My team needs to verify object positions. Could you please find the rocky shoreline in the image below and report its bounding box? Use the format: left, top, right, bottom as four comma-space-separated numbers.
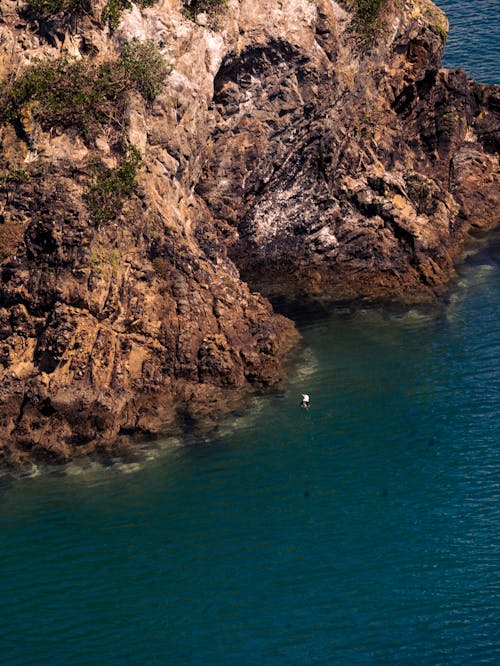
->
0, 0, 498, 468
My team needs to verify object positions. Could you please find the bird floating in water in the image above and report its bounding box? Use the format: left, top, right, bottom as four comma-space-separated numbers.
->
300, 393, 310, 409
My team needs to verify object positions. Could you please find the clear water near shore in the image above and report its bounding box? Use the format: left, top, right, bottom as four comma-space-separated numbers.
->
1, 4, 499, 664
1, 234, 499, 665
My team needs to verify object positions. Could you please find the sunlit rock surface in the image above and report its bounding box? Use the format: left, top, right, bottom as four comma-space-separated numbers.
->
0, 0, 498, 465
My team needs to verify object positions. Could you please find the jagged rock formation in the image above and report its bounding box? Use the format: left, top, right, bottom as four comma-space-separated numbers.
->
199, 0, 499, 302
0, 0, 498, 466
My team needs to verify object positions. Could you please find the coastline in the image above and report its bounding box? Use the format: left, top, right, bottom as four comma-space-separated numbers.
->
3, 225, 498, 480
0, 0, 498, 467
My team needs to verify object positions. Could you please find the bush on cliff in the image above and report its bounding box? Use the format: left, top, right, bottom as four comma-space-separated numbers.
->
25, 0, 90, 19
348, 0, 387, 43
25, 0, 157, 26
181, 0, 228, 21
101, 0, 158, 29
85, 144, 142, 225
0, 57, 128, 138
0, 40, 168, 138
120, 38, 170, 101
101, 0, 131, 28
434, 21, 448, 44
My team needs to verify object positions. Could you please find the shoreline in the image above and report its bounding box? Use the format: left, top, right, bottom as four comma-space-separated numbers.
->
3, 226, 498, 481
0, 0, 498, 465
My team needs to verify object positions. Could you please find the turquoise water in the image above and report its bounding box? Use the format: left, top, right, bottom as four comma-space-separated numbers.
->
1, 5, 499, 665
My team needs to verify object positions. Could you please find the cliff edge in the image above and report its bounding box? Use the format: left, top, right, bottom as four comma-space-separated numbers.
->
0, 0, 498, 466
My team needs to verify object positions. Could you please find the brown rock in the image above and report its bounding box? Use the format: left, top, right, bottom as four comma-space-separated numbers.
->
0, 0, 497, 467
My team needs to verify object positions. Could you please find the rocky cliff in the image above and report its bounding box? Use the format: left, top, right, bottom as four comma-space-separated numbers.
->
0, 0, 498, 467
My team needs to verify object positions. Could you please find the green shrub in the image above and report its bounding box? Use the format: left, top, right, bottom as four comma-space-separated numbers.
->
101, 0, 131, 28
85, 144, 142, 224
3, 169, 31, 183
434, 22, 447, 44
102, 0, 158, 29
181, 0, 228, 21
0, 57, 128, 137
120, 39, 170, 101
350, 0, 387, 43
26, 0, 157, 24
25, 0, 88, 18
355, 0, 385, 25
0, 41, 168, 137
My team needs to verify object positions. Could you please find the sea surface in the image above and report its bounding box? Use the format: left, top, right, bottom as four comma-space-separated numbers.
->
436, 0, 499, 83
1, 4, 499, 665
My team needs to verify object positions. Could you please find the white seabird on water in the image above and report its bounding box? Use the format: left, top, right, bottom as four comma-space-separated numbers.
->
300, 393, 310, 408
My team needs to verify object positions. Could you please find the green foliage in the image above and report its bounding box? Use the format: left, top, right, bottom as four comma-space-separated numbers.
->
4, 169, 31, 183
355, 0, 385, 25
434, 22, 447, 44
350, 0, 387, 43
120, 39, 170, 101
25, 0, 88, 18
181, 0, 228, 21
0, 40, 168, 137
0, 57, 128, 137
102, 0, 159, 29
26, 0, 157, 24
353, 112, 375, 138
108, 248, 121, 268
0, 162, 45, 186
101, 0, 131, 29
85, 144, 142, 225
89, 246, 121, 270
88, 248, 100, 267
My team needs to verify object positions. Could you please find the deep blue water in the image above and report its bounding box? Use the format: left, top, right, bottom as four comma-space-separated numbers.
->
436, 0, 500, 83
1, 4, 499, 665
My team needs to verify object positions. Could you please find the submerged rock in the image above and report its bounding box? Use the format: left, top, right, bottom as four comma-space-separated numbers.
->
0, 0, 498, 465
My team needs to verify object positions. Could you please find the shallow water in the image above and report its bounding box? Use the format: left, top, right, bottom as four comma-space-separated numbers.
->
1, 4, 499, 664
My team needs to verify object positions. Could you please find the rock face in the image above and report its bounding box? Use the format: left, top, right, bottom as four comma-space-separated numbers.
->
199, 0, 499, 302
0, 0, 498, 466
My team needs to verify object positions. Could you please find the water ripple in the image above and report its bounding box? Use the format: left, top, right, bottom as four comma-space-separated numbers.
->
1, 239, 499, 662
437, 0, 500, 83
